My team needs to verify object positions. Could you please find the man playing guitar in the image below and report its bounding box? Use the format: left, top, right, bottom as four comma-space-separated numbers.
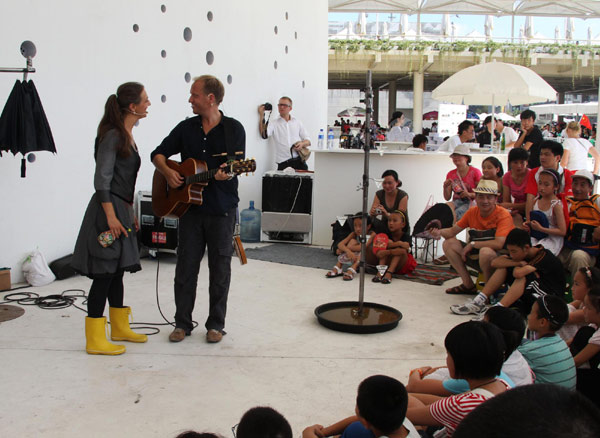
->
151, 75, 246, 344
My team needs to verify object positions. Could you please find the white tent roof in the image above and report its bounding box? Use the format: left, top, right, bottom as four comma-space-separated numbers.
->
329, 1, 600, 18
529, 102, 600, 115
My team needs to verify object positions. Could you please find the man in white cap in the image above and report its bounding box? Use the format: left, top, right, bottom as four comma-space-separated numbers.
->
431, 180, 515, 295
559, 169, 600, 277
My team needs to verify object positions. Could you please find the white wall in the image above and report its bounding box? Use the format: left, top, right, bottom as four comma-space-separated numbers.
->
0, 0, 328, 283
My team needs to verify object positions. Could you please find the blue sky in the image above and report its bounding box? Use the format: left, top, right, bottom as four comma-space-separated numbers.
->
329, 13, 600, 41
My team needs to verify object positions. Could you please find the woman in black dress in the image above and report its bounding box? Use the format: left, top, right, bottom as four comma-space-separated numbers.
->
72, 82, 150, 355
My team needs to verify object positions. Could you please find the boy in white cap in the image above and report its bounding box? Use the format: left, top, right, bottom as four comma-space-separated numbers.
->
431, 180, 515, 295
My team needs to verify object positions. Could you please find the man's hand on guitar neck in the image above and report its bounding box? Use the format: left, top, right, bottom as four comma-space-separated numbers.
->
215, 162, 233, 181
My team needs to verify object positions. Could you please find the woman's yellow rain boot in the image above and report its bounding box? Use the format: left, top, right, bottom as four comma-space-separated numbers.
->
109, 306, 148, 343
85, 316, 126, 355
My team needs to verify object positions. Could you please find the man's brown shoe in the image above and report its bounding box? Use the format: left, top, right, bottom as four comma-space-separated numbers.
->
169, 328, 187, 342
206, 329, 223, 343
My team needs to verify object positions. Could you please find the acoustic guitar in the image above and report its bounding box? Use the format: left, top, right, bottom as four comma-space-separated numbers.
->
152, 158, 256, 218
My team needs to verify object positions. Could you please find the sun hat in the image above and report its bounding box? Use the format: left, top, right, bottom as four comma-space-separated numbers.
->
450, 144, 471, 157
473, 179, 499, 195
572, 169, 595, 185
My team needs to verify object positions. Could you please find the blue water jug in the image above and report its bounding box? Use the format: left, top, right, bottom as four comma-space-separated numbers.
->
240, 200, 261, 243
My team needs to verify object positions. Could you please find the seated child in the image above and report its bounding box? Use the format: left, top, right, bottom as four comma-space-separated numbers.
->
406, 321, 510, 437
327, 214, 375, 281
558, 266, 600, 341
442, 144, 482, 222
524, 169, 566, 256
559, 170, 600, 278
518, 295, 576, 389
451, 228, 565, 317
499, 148, 530, 227
407, 306, 532, 396
237, 406, 292, 438
481, 156, 504, 201
570, 285, 600, 405
371, 210, 415, 284
302, 375, 419, 438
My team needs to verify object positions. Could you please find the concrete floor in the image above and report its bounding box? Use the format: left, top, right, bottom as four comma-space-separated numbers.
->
1, 247, 471, 437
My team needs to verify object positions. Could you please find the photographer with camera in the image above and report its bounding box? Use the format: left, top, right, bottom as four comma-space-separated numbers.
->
258, 96, 311, 170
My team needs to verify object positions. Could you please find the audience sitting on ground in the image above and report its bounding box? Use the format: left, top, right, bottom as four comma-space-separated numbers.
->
369, 169, 409, 234
453, 384, 600, 438
405, 321, 510, 437
523, 168, 566, 256
406, 306, 532, 397
518, 295, 576, 389
326, 213, 375, 281
477, 116, 500, 148
441, 144, 482, 225
500, 148, 530, 227
438, 121, 475, 153
570, 285, 600, 405
481, 156, 504, 201
513, 109, 544, 168
524, 140, 574, 220
558, 266, 600, 341
407, 134, 427, 152
559, 169, 600, 279
236, 406, 292, 438
451, 228, 565, 318
302, 375, 419, 438
431, 180, 514, 295
371, 210, 416, 284
495, 119, 519, 148
562, 121, 600, 173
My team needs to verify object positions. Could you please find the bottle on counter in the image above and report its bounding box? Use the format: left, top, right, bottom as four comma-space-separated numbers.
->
240, 200, 261, 243
317, 129, 324, 149
500, 132, 506, 151
327, 128, 334, 150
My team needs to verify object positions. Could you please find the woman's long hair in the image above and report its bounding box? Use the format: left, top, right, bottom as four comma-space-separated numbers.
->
97, 82, 144, 157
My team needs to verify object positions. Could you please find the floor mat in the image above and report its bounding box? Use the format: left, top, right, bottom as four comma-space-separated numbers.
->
393, 264, 459, 285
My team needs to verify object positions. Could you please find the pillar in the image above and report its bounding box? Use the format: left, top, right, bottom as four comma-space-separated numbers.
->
388, 80, 397, 124
413, 71, 424, 134
373, 87, 380, 126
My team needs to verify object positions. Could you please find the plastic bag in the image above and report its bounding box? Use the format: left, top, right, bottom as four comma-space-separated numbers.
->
22, 248, 55, 286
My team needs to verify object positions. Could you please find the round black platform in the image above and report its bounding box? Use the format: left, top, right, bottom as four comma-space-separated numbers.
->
314, 301, 402, 334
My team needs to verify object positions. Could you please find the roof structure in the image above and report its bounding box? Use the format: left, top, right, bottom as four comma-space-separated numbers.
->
329, 0, 600, 19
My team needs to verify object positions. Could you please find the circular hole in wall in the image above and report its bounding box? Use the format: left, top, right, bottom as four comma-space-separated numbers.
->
184, 72, 191, 83
183, 27, 192, 42
295, 31, 298, 40
206, 51, 214, 65
161, 95, 167, 103
161, 50, 167, 58
227, 75, 233, 84
161, 4, 166, 13
133, 24, 139, 32
285, 45, 288, 54
207, 11, 213, 21
285, 12, 289, 20
274, 26, 278, 35
274, 60, 278, 70
302, 80, 306, 88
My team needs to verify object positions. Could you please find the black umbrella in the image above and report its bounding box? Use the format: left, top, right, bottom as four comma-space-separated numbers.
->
0, 79, 56, 177
412, 203, 454, 237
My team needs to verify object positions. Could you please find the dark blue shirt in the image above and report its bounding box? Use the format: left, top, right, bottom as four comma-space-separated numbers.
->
151, 113, 246, 215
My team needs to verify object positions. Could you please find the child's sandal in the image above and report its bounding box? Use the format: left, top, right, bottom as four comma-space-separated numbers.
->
343, 267, 357, 281
326, 266, 343, 278
381, 272, 393, 284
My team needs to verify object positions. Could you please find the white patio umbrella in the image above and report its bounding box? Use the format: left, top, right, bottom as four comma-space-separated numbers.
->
566, 17, 575, 41
432, 61, 557, 140
525, 16, 534, 39
337, 106, 366, 117
484, 15, 494, 40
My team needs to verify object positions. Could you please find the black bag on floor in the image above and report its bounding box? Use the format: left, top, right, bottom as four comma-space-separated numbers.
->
49, 254, 78, 280
331, 217, 352, 255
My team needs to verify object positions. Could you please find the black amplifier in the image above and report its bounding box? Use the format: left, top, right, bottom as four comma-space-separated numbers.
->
137, 191, 178, 252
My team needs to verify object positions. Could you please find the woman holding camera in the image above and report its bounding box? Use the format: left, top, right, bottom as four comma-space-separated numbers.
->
72, 82, 150, 355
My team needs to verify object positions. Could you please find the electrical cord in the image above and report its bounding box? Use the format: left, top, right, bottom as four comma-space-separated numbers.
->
272, 175, 304, 238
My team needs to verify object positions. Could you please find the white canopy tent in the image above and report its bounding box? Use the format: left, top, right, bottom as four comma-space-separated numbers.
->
529, 102, 599, 115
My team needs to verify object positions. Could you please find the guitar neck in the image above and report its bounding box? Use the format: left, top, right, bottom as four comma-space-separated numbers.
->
186, 168, 221, 185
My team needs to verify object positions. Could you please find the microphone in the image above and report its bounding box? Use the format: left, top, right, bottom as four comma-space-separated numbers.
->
126, 109, 147, 116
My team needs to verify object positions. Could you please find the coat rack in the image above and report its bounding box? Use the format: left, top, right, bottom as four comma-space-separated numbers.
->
0, 41, 37, 80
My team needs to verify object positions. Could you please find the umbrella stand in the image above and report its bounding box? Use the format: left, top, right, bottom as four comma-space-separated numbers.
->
315, 71, 402, 334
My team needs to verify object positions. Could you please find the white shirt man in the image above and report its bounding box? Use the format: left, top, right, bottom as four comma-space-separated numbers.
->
258, 97, 311, 167
495, 120, 519, 147
438, 120, 475, 153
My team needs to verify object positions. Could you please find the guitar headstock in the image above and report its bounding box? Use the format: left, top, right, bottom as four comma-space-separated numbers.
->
230, 159, 257, 176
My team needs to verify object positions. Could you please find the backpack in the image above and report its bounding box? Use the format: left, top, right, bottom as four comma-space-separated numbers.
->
330, 217, 352, 255
565, 194, 600, 255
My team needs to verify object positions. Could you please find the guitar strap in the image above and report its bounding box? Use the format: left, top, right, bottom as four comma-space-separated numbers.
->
221, 115, 244, 161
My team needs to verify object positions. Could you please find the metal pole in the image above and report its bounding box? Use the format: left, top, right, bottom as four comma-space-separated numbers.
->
358, 70, 373, 314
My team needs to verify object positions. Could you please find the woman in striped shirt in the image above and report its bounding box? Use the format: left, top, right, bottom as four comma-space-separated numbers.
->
406, 321, 510, 437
